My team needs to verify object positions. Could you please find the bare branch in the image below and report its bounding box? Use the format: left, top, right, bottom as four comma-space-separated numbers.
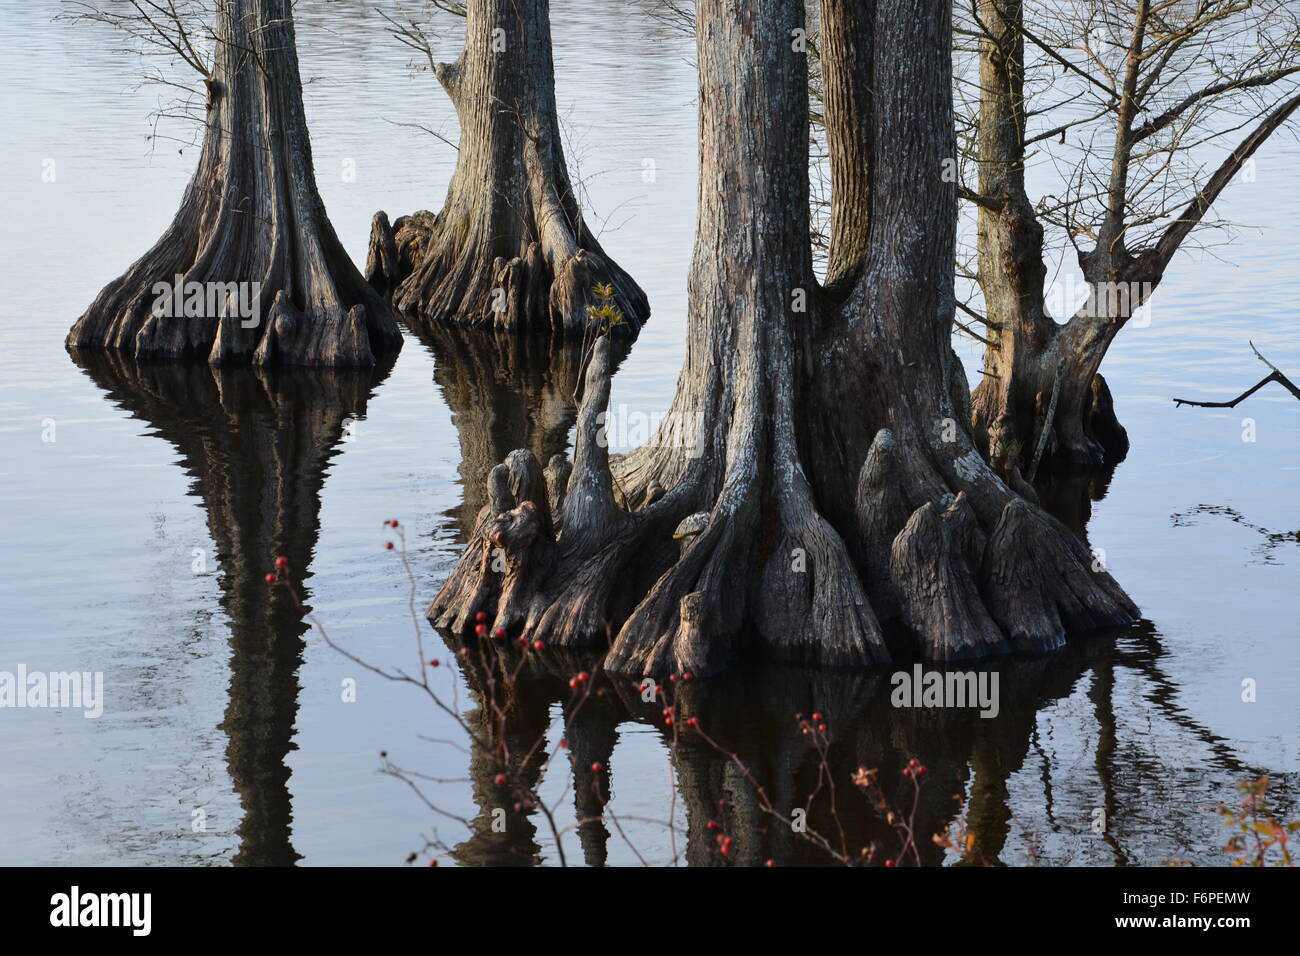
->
1153, 90, 1300, 270
1173, 342, 1300, 406
1131, 66, 1300, 142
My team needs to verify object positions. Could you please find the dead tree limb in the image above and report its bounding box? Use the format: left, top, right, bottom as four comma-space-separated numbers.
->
1173, 342, 1300, 408
1027, 356, 1064, 482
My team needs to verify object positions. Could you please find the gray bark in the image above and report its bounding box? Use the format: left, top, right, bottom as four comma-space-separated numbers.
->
367, 0, 649, 339
66, 0, 402, 367
820, 0, 873, 292
427, 0, 1137, 677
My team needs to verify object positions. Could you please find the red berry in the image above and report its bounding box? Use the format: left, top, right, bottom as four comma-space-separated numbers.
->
475, 611, 486, 622
577, 671, 590, 684
275, 556, 288, 568
812, 712, 823, 722
494, 773, 506, 786
683, 672, 693, 681
264, 573, 276, 584
390, 519, 399, 528
665, 717, 674, 727
429, 659, 440, 667
384, 541, 394, 550
495, 627, 506, 638
559, 739, 568, 749
686, 717, 699, 727
903, 767, 911, 777
569, 678, 578, 689
885, 859, 895, 867
459, 648, 470, 657
765, 859, 776, 867
533, 640, 545, 652
818, 724, 827, 734
706, 821, 718, 831
591, 762, 603, 773
917, 765, 926, 775
908, 758, 919, 768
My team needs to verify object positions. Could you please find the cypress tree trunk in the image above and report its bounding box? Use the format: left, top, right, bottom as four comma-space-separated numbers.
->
963, 0, 1129, 469
367, 0, 649, 339
66, 0, 402, 367
427, 0, 1137, 677
973, 278, 1136, 470
819, 0, 873, 293
963, 0, 1134, 469
964, 0, 1073, 471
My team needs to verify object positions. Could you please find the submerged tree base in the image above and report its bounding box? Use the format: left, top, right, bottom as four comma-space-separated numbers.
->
65, 0, 402, 369
365, 0, 648, 340
428, 338, 1138, 679
367, 207, 647, 340
427, 0, 1137, 678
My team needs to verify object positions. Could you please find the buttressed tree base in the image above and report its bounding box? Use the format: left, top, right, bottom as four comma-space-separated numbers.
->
366, 0, 649, 340
67, 0, 402, 368
428, 0, 1138, 678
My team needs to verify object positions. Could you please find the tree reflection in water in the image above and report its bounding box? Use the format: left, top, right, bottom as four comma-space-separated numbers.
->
67, 327, 1295, 866
72, 347, 395, 866
402, 325, 1294, 867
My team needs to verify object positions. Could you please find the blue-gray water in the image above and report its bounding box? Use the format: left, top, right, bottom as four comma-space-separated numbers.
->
0, 0, 1296, 865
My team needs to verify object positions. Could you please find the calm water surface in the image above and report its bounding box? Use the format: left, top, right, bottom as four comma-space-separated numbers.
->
0, 0, 1296, 865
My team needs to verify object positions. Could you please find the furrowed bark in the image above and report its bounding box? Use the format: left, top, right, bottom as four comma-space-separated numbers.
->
426, 0, 1138, 677
966, 0, 1068, 466
66, 0, 401, 368
367, 0, 648, 339
820, 0, 873, 292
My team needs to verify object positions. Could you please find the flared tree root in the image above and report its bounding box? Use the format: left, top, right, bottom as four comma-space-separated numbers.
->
66, 0, 401, 368
429, 337, 1139, 678
363, 0, 648, 339
366, 207, 648, 340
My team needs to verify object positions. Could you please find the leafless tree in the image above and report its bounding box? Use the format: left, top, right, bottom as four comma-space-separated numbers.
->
957, 0, 1300, 469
